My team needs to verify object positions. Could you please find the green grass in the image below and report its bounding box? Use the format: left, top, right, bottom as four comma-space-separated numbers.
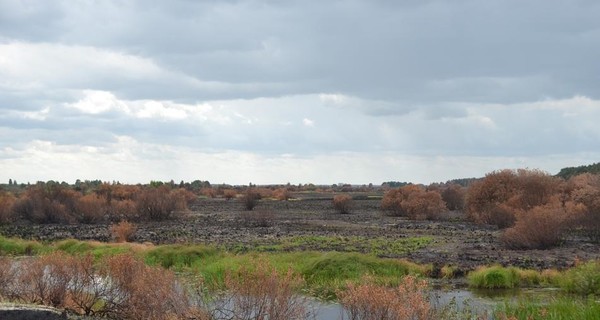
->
468, 265, 520, 289
230, 235, 433, 256
468, 265, 563, 289
496, 297, 600, 320
559, 260, 600, 295
0, 235, 49, 255
144, 244, 220, 269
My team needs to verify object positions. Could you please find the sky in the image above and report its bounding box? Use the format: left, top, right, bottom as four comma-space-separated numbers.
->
1, 0, 599, 185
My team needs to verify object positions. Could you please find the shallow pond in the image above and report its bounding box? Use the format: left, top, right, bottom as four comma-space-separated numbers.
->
311, 285, 567, 320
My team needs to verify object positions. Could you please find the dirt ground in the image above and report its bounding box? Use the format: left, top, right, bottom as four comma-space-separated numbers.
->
2, 196, 599, 273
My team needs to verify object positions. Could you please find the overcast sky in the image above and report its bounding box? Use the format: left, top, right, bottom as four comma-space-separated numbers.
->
1, 0, 599, 185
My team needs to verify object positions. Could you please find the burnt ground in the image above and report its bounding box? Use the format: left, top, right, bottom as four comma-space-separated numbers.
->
1, 196, 599, 273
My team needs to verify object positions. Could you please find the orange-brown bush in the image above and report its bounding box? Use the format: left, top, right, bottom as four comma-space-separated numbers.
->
11, 184, 80, 224
110, 221, 137, 243
501, 200, 584, 249
216, 260, 310, 320
0, 191, 16, 224
74, 194, 106, 223
441, 184, 465, 211
8, 252, 74, 308
100, 254, 194, 320
0, 253, 206, 319
466, 169, 561, 228
273, 187, 291, 201
135, 186, 189, 221
382, 185, 447, 220
200, 187, 217, 198
563, 173, 600, 242
338, 275, 431, 320
223, 188, 238, 200
108, 199, 138, 222
333, 194, 353, 214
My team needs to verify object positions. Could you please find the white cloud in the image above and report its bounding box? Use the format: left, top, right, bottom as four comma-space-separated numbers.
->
302, 118, 315, 127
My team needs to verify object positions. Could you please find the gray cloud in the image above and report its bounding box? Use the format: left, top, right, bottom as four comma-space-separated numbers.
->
1, 0, 599, 183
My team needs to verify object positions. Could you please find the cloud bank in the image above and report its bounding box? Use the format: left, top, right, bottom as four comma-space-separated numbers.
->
1, 0, 599, 184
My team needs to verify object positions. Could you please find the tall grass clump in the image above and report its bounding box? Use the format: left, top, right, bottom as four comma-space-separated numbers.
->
0, 236, 46, 255
468, 265, 520, 289
145, 244, 220, 269
559, 260, 600, 295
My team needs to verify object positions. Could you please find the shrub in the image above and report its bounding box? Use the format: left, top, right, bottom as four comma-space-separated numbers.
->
240, 210, 275, 227
110, 221, 137, 243
215, 260, 309, 320
501, 200, 580, 249
10, 252, 75, 308
465, 169, 561, 228
274, 187, 291, 201
441, 184, 465, 211
333, 194, 353, 214
0, 191, 16, 224
241, 189, 261, 211
338, 275, 431, 320
108, 199, 138, 222
135, 186, 188, 221
382, 185, 447, 220
74, 194, 106, 223
12, 184, 78, 224
565, 173, 600, 242
101, 254, 194, 320
223, 189, 238, 200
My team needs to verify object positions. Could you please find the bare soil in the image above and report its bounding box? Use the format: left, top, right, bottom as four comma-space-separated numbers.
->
2, 196, 599, 273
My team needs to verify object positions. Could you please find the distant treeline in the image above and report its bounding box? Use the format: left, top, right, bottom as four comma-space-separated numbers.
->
556, 162, 600, 179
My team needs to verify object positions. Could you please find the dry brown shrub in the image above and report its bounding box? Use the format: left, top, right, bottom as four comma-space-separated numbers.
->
110, 221, 137, 243
240, 210, 275, 227
441, 184, 465, 211
338, 275, 431, 320
216, 260, 310, 320
501, 199, 584, 249
200, 187, 217, 198
101, 254, 194, 320
0, 257, 17, 299
382, 185, 447, 220
333, 194, 353, 214
135, 186, 189, 221
466, 169, 561, 228
223, 189, 238, 200
12, 252, 74, 308
0, 253, 208, 319
108, 199, 138, 222
274, 187, 291, 201
404, 191, 447, 220
74, 194, 106, 223
12, 184, 78, 224
66, 253, 112, 316
561, 173, 600, 242
0, 191, 16, 224
241, 189, 261, 211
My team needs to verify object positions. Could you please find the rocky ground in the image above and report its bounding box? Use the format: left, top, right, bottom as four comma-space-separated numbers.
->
2, 196, 599, 273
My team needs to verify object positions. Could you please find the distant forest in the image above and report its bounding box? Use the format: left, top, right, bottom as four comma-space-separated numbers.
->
556, 162, 600, 179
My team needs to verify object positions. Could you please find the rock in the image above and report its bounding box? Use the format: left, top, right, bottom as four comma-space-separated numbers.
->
0, 304, 66, 320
